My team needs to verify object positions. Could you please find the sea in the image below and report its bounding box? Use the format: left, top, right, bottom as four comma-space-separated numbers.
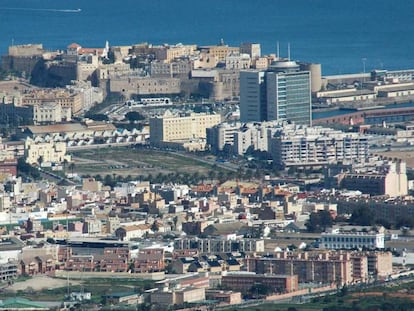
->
1, 0, 414, 75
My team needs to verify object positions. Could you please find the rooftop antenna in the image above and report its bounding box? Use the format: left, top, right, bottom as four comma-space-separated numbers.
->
11, 38, 14, 46
288, 42, 291, 61
276, 41, 280, 58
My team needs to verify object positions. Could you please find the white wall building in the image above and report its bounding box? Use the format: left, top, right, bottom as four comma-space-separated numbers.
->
33, 102, 71, 124
24, 137, 71, 165
320, 228, 385, 250
225, 52, 251, 70
270, 124, 370, 167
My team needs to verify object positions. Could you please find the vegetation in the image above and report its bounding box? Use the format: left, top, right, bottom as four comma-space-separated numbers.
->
125, 111, 145, 122
69, 146, 244, 185
1, 277, 155, 305
305, 210, 333, 233
17, 158, 40, 180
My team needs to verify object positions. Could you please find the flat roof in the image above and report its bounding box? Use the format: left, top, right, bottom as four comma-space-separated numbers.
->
26, 122, 116, 135
26, 123, 86, 135
322, 90, 376, 98
378, 85, 414, 92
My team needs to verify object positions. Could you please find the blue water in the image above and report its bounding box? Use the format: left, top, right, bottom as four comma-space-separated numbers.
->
1, 0, 414, 75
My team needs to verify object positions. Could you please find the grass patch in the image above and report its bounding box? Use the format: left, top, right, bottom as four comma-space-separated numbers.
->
69, 146, 232, 178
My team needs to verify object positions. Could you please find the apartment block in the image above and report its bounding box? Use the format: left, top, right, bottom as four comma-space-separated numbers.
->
222, 273, 298, 294
248, 250, 392, 285
270, 124, 370, 167
173, 237, 265, 253
134, 248, 165, 273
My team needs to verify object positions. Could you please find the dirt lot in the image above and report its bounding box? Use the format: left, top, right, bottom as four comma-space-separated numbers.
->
8, 275, 80, 292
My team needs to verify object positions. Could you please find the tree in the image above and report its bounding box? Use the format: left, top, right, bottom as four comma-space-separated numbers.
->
125, 111, 145, 123
37, 155, 44, 167
306, 210, 333, 233
207, 170, 216, 183
249, 283, 271, 297
85, 113, 108, 121
68, 162, 75, 176
350, 207, 374, 226
63, 159, 68, 171
151, 221, 159, 232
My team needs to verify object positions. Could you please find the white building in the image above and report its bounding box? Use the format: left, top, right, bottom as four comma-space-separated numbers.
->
270, 124, 370, 167
233, 123, 269, 155
24, 137, 71, 165
225, 52, 251, 70
33, 102, 71, 124
206, 121, 242, 153
66, 81, 104, 112
320, 227, 385, 250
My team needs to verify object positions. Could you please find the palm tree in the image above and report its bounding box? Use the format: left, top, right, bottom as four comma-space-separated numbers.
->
63, 159, 68, 171
207, 170, 216, 183
37, 155, 44, 168
68, 162, 75, 176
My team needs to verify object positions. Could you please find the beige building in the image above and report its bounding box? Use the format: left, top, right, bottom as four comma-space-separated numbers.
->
150, 59, 192, 78
154, 44, 197, 62
97, 62, 133, 80
316, 88, 377, 105
198, 44, 239, 62
338, 159, 408, 197
248, 250, 392, 285
33, 102, 71, 124
8, 44, 44, 57
25, 137, 71, 165
76, 55, 99, 81
149, 111, 221, 147
193, 51, 219, 69
150, 287, 205, 306
225, 52, 251, 70
240, 42, 261, 58
82, 178, 103, 192
22, 89, 82, 115
110, 76, 181, 98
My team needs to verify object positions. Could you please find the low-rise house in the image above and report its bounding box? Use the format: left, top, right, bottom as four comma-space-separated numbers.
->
222, 273, 298, 294
115, 224, 152, 241
104, 292, 143, 305
205, 290, 242, 305
171, 257, 197, 274
133, 248, 165, 273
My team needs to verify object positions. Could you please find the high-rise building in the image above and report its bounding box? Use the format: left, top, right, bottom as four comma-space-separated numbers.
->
240, 59, 312, 126
239, 70, 266, 122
